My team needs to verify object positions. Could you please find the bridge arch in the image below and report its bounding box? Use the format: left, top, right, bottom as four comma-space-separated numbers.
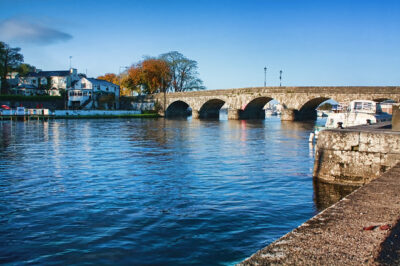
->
297, 97, 337, 120
198, 99, 226, 119
240, 97, 275, 119
166, 100, 191, 118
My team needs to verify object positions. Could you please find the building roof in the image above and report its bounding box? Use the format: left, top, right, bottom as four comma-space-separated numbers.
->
26, 70, 71, 78
18, 84, 41, 90
87, 78, 119, 87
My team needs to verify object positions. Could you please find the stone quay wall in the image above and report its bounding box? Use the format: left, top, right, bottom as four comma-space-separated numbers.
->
313, 122, 400, 185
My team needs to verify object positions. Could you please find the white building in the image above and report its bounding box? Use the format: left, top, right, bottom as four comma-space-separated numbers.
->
68, 77, 120, 109
18, 68, 80, 96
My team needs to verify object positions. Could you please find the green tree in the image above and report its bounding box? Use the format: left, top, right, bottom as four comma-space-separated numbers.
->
160, 51, 205, 92
0, 42, 24, 94
17, 63, 36, 76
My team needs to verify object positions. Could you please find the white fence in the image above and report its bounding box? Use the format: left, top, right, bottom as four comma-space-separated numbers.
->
1, 108, 49, 116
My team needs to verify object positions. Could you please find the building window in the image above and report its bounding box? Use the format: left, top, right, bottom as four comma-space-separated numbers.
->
81, 83, 86, 88
106, 87, 109, 91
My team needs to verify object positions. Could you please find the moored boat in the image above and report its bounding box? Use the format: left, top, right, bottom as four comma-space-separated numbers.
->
309, 100, 392, 142
324, 100, 391, 129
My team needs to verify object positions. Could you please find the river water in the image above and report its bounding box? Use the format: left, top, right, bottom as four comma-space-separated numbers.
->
0, 116, 347, 265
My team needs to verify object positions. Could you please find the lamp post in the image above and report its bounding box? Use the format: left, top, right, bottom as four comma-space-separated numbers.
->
279, 70, 283, 87
264, 67, 267, 87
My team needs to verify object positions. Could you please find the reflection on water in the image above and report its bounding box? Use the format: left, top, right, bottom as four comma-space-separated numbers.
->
0, 117, 349, 265
313, 179, 360, 211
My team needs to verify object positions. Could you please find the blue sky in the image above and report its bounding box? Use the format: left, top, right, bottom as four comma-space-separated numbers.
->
0, 0, 399, 89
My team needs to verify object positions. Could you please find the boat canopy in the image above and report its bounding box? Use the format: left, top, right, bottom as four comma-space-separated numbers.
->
347, 100, 381, 114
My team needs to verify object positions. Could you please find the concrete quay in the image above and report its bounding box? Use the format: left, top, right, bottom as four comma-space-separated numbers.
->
239, 163, 400, 265
313, 122, 400, 185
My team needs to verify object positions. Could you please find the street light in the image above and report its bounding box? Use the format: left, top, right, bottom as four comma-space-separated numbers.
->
264, 67, 267, 87
279, 70, 283, 87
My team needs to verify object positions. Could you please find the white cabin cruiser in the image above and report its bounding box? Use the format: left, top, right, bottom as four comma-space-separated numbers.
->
325, 100, 392, 129
309, 100, 392, 142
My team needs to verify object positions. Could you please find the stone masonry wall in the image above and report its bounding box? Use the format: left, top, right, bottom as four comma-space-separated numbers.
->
313, 123, 400, 185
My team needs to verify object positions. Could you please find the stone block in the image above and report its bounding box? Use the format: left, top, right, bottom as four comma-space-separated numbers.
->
359, 132, 400, 153
380, 153, 400, 169
317, 131, 360, 151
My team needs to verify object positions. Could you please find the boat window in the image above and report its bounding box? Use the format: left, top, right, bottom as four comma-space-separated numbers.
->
362, 102, 373, 111
354, 102, 363, 110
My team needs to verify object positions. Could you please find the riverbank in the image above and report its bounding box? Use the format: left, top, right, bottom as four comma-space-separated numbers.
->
239, 163, 400, 265
0, 110, 161, 120
53, 113, 160, 119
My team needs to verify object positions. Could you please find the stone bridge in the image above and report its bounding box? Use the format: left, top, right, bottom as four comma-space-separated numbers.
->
149, 86, 400, 120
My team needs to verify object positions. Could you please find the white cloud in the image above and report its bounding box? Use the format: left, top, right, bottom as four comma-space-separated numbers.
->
0, 18, 72, 45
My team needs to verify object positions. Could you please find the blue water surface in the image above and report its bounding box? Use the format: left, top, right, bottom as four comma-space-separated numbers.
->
0, 117, 322, 265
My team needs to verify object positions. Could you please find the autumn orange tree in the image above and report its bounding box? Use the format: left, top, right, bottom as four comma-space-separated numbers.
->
97, 73, 135, 96
121, 59, 171, 95
97, 51, 203, 96
121, 64, 142, 94
97, 73, 119, 84
141, 58, 171, 94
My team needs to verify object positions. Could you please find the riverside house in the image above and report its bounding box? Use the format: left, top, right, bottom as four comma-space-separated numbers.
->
18, 68, 80, 96
68, 77, 120, 109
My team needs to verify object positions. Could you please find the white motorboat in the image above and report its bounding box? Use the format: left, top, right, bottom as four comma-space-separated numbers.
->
309, 100, 392, 142
325, 100, 391, 129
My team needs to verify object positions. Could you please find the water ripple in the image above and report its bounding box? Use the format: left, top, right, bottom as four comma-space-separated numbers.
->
0, 117, 321, 265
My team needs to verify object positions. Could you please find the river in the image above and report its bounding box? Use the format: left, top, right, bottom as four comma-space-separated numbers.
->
0, 116, 351, 265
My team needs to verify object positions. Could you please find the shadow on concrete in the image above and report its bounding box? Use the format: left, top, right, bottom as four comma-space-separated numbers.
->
376, 217, 400, 265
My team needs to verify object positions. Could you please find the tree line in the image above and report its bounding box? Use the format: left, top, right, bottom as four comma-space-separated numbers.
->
0, 41, 206, 96
97, 51, 205, 96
